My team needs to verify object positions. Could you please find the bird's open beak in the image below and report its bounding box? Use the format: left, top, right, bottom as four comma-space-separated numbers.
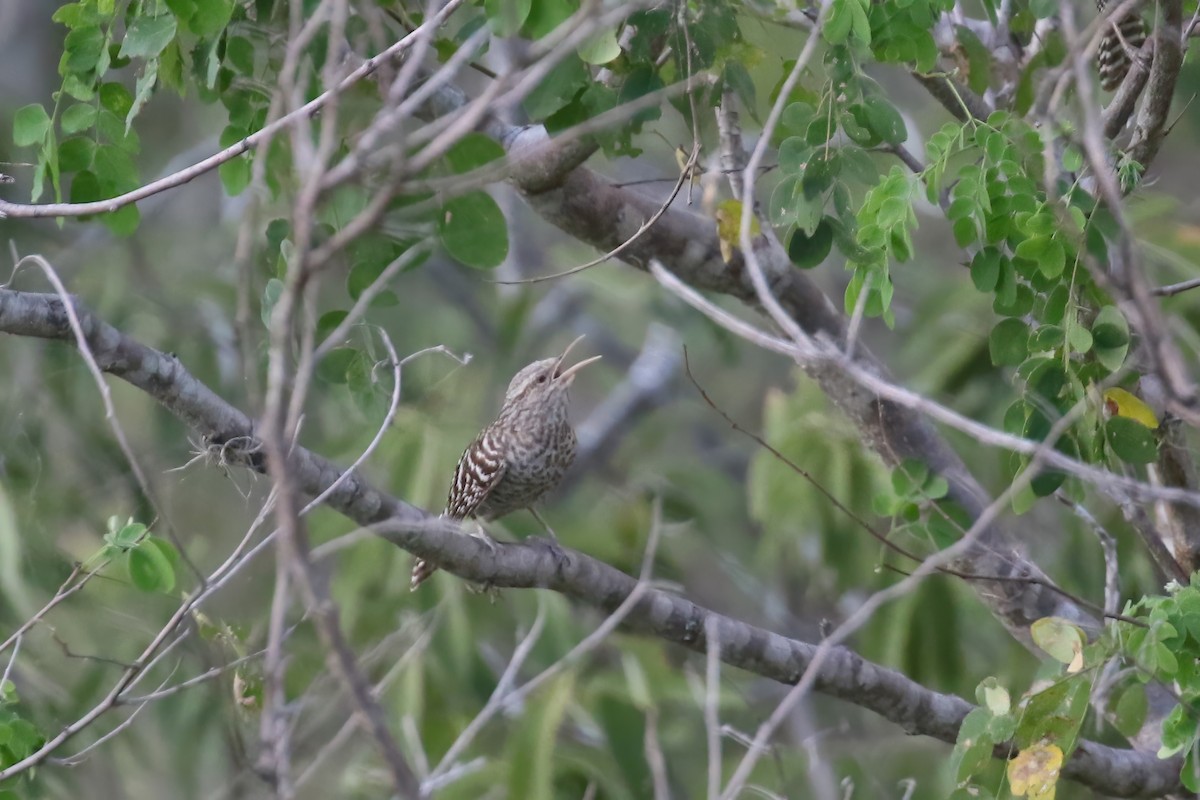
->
554, 334, 602, 384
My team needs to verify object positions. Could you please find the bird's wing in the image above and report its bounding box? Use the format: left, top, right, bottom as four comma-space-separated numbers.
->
444, 432, 507, 519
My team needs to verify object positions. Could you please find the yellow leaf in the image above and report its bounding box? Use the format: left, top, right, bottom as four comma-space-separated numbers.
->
719, 238, 734, 265
1030, 617, 1085, 666
1008, 742, 1063, 800
1103, 387, 1159, 430
715, 198, 761, 256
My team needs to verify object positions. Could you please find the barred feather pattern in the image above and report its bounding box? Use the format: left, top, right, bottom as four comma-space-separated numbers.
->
411, 357, 579, 590
1096, 0, 1148, 91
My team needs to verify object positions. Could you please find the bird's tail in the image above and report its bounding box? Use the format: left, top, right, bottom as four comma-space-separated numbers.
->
412, 510, 451, 591
410, 557, 437, 591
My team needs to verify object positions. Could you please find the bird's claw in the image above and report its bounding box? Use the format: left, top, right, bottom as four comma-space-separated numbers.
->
529, 535, 573, 573
465, 581, 501, 602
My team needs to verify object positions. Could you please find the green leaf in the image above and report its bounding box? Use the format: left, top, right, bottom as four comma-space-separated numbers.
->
1067, 323, 1093, 354
596, 696, 650, 795
522, 57, 588, 121
787, 218, 834, 269
970, 248, 1001, 292
1093, 305, 1130, 373
842, 105, 879, 147
101, 204, 140, 236
577, 26, 621, 64
100, 82, 134, 117
824, 0, 855, 44
145, 535, 180, 572
722, 62, 757, 119
94, 144, 138, 193
988, 318, 1029, 366
12, 104, 51, 147
506, 674, 574, 800
60, 103, 97, 134
58, 137, 96, 172
119, 14, 177, 59
1092, 305, 1130, 348
777, 137, 811, 176
128, 542, 174, 593
438, 191, 509, 269
1159, 703, 1200, 758
224, 35, 255, 73
126, 59, 159, 131
1111, 682, 1147, 739
316, 310, 348, 343
261, 278, 284, 327
1015, 235, 1064, 279
523, 0, 577, 39
782, 102, 815, 134
317, 348, 356, 384
952, 707, 995, 783
891, 459, 928, 497
861, 96, 907, 146
69, 169, 102, 204
190, 0, 234, 38
1031, 0, 1056, 18
616, 65, 664, 127
1106, 416, 1158, 464
485, 0, 532, 37
955, 25, 992, 94
54, 3, 101, 28
976, 677, 1011, 715
64, 25, 106, 74
347, 242, 399, 299
114, 522, 147, 548
219, 155, 251, 196
445, 132, 505, 174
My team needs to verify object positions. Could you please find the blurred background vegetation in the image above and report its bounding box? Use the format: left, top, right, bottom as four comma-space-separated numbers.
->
2, 0, 1200, 798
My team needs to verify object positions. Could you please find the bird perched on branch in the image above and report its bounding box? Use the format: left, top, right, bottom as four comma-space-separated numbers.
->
1096, 0, 1149, 91
411, 336, 601, 590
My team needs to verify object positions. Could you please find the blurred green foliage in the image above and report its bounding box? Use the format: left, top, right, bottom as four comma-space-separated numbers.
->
1, 0, 1199, 797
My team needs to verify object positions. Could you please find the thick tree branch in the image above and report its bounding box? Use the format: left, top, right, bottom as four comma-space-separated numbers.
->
1127, 0, 1184, 169
0, 288, 1182, 797
492, 123, 1097, 649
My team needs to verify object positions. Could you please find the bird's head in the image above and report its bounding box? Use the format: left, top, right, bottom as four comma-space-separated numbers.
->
502, 335, 601, 409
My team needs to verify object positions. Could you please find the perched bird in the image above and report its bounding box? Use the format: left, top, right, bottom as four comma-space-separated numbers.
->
1096, 0, 1148, 92
411, 336, 601, 590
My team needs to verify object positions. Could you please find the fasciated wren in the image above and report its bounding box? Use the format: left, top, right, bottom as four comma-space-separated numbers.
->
411, 335, 601, 590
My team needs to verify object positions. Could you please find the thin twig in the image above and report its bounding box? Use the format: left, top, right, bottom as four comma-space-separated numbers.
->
489, 142, 700, 285
705, 616, 723, 800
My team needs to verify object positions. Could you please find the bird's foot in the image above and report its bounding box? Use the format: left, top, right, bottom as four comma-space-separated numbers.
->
466, 525, 500, 599
529, 535, 573, 574
465, 581, 501, 602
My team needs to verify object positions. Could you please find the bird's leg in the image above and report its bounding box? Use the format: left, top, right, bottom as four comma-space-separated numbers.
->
529, 507, 559, 540
528, 508, 571, 573
465, 519, 502, 601
468, 519, 500, 553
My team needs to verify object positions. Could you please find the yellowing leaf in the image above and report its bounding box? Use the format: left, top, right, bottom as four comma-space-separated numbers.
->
715, 199, 762, 263
983, 683, 1010, 715
1103, 387, 1159, 430
1030, 617, 1085, 667
1007, 742, 1063, 800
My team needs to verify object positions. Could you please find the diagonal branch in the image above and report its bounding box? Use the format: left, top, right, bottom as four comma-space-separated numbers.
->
494, 121, 1097, 648
1127, 0, 1184, 170
0, 290, 1182, 797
